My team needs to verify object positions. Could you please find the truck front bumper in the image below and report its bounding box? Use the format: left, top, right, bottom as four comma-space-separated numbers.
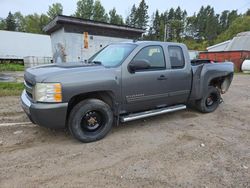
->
21, 91, 68, 129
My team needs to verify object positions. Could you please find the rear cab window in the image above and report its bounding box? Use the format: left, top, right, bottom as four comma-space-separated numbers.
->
168, 46, 185, 69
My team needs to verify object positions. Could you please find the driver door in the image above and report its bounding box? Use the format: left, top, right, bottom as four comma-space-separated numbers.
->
121, 45, 170, 113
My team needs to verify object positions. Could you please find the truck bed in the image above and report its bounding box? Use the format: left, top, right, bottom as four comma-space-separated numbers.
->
189, 62, 234, 101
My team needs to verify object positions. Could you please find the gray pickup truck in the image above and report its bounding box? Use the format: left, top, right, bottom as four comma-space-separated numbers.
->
21, 41, 234, 142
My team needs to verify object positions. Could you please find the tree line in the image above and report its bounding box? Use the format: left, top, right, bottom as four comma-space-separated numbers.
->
1, 0, 250, 50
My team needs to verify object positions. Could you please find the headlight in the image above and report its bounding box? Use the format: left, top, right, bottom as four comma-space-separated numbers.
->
34, 83, 62, 103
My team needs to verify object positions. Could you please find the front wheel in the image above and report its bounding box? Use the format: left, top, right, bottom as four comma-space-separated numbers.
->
196, 86, 221, 113
68, 99, 113, 143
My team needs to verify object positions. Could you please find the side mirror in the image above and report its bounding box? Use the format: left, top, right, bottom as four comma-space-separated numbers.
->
128, 59, 150, 73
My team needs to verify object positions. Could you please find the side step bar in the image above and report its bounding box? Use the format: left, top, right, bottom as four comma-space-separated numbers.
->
120, 104, 186, 123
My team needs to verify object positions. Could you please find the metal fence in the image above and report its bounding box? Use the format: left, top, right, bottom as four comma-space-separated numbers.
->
24, 56, 52, 69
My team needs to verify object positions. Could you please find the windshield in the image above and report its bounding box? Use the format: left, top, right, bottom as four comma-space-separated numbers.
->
89, 44, 137, 67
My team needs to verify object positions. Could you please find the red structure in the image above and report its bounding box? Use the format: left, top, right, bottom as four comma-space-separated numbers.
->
199, 51, 250, 71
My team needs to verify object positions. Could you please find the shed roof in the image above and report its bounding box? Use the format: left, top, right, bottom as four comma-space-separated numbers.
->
207, 31, 250, 52
207, 40, 231, 52
44, 15, 145, 35
225, 31, 250, 51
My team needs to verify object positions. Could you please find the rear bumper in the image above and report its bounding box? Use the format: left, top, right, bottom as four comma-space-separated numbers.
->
21, 90, 68, 129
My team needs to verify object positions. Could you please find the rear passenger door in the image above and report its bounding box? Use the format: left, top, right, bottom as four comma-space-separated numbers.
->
166, 45, 192, 106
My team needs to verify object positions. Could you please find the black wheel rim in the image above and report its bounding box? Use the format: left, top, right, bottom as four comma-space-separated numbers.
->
80, 110, 105, 132
206, 93, 218, 107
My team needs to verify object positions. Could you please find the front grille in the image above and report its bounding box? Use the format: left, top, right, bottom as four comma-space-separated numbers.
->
24, 80, 34, 99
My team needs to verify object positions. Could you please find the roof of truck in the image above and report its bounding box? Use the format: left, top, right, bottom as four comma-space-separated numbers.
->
117, 40, 186, 47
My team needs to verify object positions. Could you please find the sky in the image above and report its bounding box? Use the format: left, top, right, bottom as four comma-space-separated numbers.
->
0, 0, 250, 19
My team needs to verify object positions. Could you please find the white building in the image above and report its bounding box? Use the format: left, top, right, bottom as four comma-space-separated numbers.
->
44, 15, 145, 63
0, 30, 52, 61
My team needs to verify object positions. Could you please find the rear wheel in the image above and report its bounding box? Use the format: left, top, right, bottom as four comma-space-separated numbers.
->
196, 86, 221, 113
68, 99, 113, 143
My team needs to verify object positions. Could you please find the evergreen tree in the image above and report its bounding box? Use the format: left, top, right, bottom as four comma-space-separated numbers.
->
136, 0, 149, 29
227, 10, 238, 27
204, 7, 219, 44
14, 12, 25, 32
152, 10, 160, 39
40, 14, 50, 33
125, 16, 130, 25
109, 8, 124, 25
5, 12, 16, 31
219, 10, 229, 32
128, 4, 138, 27
75, 0, 94, 19
47, 3, 63, 20
93, 0, 107, 22
185, 14, 198, 39
0, 18, 6, 30
246, 9, 250, 16
167, 8, 175, 40
24, 14, 43, 34
216, 15, 250, 43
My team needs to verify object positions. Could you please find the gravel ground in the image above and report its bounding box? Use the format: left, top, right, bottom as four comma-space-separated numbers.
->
0, 75, 249, 188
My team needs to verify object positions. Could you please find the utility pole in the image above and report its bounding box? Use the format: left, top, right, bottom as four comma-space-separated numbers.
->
164, 24, 167, 42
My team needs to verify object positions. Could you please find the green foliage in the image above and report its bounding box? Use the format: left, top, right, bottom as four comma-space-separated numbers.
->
40, 14, 50, 31
93, 0, 107, 22
0, 63, 24, 71
126, 4, 137, 27
182, 38, 207, 50
216, 15, 250, 43
75, 0, 94, 19
126, 0, 149, 29
14, 12, 25, 32
5, 12, 16, 31
0, 83, 24, 97
24, 14, 44, 34
246, 9, 250, 16
136, 0, 149, 29
1, 1, 250, 52
0, 18, 6, 30
144, 5, 246, 50
47, 3, 63, 20
145, 7, 187, 42
109, 8, 123, 25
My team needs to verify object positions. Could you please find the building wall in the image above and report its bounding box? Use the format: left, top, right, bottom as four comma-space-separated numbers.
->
199, 51, 250, 71
50, 28, 66, 63
51, 29, 132, 63
0, 30, 52, 60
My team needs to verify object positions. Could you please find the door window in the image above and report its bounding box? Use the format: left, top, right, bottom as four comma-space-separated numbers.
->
168, 46, 185, 69
132, 46, 166, 70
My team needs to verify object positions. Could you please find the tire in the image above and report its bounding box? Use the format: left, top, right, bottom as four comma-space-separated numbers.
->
196, 86, 221, 113
68, 99, 113, 143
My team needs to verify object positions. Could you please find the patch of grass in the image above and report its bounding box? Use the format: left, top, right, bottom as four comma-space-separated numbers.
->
0, 63, 24, 71
0, 82, 24, 97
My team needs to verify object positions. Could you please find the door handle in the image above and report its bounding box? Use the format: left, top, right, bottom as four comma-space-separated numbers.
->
157, 75, 168, 81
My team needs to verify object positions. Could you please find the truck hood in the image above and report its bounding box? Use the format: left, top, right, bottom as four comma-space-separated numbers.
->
24, 62, 104, 84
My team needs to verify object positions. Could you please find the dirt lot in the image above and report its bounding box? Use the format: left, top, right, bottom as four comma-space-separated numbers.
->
0, 75, 249, 188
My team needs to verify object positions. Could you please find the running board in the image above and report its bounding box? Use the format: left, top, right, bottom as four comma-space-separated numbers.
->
120, 104, 186, 123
